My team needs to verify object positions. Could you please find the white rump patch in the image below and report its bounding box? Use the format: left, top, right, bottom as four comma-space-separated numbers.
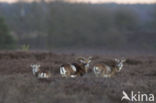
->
70, 75, 77, 78
38, 73, 43, 78
93, 66, 100, 74
43, 73, 47, 78
38, 73, 49, 79
103, 74, 110, 78
60, 67, 66, 75
71, 65, 77, 72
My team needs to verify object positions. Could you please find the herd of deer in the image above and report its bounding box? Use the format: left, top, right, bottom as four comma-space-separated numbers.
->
30, 56, 126, 79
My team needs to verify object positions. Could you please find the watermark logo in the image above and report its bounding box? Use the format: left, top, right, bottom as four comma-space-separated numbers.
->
121, 91, 131, 101
121, 91, 155, 102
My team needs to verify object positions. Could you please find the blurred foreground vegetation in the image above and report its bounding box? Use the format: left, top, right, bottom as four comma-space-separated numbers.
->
0, 1, 156, 50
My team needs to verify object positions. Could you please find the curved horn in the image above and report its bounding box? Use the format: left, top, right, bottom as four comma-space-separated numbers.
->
88, 56, 92, 60
115, 58, 120, 62
76, 57, 85, 61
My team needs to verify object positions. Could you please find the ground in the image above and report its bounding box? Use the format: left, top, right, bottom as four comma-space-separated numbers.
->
0, 51, 155, 103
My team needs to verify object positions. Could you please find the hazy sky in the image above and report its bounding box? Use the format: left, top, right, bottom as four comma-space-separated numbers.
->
0, 0, 156, 4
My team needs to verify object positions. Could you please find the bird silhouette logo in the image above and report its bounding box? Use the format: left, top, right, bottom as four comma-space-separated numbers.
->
121, 91, 131, 101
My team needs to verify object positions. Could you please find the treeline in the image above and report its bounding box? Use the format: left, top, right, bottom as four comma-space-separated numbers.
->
0, 1, 156, 50
0, 17, 16, 49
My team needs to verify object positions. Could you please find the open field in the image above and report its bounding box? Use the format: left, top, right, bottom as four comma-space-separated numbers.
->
0, 51, 156, 103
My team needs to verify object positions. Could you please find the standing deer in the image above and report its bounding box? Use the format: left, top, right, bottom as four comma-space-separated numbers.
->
30, 64, 51, 79
93, 57, 126, 78
60, 56, 92, 78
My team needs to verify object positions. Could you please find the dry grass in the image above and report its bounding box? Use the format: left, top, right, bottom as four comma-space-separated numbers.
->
0, 51, 156, 103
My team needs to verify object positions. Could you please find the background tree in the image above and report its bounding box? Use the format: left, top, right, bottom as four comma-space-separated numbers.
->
0, 2, 155, 50
114, 8, 139, 31
0, 17, 16, 49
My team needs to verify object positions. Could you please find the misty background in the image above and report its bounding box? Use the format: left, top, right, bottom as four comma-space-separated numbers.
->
0, 0, 156, 51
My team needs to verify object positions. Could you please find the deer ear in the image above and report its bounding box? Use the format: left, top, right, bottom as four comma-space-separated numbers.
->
30, 64, 33, 67
88, 56, 92, 60
115, 58, 120, 62
76, 57, 85, 61
80, 59, 86, 64
121, 57, 126, 62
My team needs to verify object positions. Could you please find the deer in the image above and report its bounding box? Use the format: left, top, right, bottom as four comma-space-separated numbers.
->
30, 64, 51, 79
60, 56, 92, 78
93, 57, 126, 78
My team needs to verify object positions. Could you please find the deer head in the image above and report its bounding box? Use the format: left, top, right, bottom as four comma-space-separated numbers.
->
30, 64, 40, 75
115, 57, 126, 72
77, 56, 92, 72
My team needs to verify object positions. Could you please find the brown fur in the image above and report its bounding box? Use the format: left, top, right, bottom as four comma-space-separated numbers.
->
33, 68, 51, 79
98, 60, 117, 68
72, 63, 86, 76
94, 61, 119, 77
60, 56, 92, 77
60, 64, 77, 77
60, 63, 87, 77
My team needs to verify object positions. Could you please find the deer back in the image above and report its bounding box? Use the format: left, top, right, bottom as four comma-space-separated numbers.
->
61, 64, 77, 75
72, 63, 86, 76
